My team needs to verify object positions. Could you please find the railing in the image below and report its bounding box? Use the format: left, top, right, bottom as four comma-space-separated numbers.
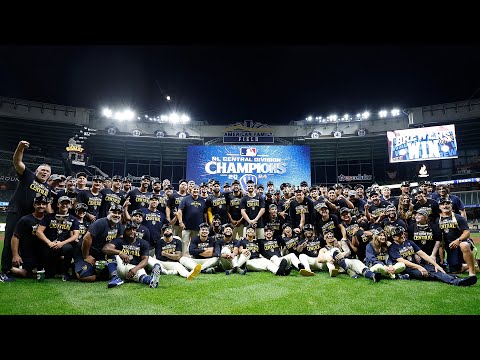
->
451, 190, 480, 207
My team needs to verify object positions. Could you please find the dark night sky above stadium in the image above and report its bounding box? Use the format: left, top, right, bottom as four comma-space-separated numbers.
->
0, 44, 479, 125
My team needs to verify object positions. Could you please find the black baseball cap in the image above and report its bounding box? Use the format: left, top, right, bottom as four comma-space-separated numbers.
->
112, 175, 123, 181
401, 181, 410, 187
131, 209, 144, 217
162, 224, 173, 231
415, 208, 429, 217
223, 182, 231, 188
34, 194, 48, 203
75, 203, 88, 212
124, 221, 139, 230
92, 175, 104, 182
246, 179, 255, 184
58, 195, 71, 203
141, 175, 151, 181
267, 180, 274, 186
232, 180, 240, 185
300, 180, 308, 186
354, 184, 364, 190
76, 172, 88, 179
439, 198, 452, 204
109, 204, 123, 212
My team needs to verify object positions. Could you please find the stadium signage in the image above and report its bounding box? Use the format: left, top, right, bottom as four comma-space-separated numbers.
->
337, 174, 373, 182
387, 124, 458, 163
223, 120, 274, 143
66, 138, 84, 153
187, 145, 310, 191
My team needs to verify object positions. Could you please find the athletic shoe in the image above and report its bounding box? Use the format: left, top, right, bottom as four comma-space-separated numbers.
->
149, 264, 161, 288
187, 263, 202, 280
107, 275, 124, 288
276, 259, 288, 276
283, 264, 293, 276
328, 266, 338, 277
240, 268, 248, 275
298, 263, 305, 271
62, 274, 73, 282
396, 274, 410, 280
226, 266, 238, 275
202, 268, 216, 274
372, 272, 382, 283
0, 272, 16, 282
299, 269, 315, 277
456, 275, 477, 287
351, 274, 360, 279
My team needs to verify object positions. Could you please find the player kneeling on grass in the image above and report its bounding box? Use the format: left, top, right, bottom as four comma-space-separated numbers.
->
388, 226, 477, 286
365, 228, 409, 280
318, 229, 382, 282
148, 224, 201, 281
102, 221, 161, 288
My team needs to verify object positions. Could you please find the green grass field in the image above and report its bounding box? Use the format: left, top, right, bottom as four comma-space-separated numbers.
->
1, 234, 480, 315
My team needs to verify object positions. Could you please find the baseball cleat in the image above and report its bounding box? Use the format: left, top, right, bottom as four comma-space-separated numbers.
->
328, 267, 338, 277
372, 272, 382, 282
300, 269, 315, 277
187, 263, 202, 280
149, 264, 161, 288
107, 275, 124, 288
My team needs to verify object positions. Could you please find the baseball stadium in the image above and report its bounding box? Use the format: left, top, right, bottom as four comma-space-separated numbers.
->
1, 94, 480, 316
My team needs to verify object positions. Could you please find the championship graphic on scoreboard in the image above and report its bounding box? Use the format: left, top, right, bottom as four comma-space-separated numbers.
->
187, 145, 311, 191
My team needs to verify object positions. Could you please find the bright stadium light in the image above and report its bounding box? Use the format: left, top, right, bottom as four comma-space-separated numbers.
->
361, 111, 370, 120
391, 108, 400, 116
379, 110, 388, 118
102, 108, 113, 118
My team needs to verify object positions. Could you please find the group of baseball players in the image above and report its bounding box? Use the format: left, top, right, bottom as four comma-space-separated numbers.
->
0, 140, 478, 288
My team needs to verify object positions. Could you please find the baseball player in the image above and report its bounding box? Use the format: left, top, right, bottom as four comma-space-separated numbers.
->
35, 195, 80, 280
103, 221, 161, 288
389, 226, 476, 286
1, 140, 52, 283
214, 223, 244, 275
235, 224, 287, 275
149, 224, 202, 280
259, 225, 305, 275
318, 229, 382, 282
364, 228, 408, 279
75, 204, 124, 286
179, 222, 219, 274
297, 224, 324, 276
434, 198, 476, 276
10, 195, 48, 278
240, 179, 266, 240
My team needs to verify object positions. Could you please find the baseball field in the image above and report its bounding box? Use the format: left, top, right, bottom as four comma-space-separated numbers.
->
1, 233, 480, 315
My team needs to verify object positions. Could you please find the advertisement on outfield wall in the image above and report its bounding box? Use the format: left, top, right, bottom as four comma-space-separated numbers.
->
387, 124, 458, 163
187, 145, 311, 191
